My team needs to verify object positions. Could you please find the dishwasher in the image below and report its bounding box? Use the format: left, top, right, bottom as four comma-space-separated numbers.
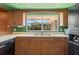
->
0, 38, 15, 55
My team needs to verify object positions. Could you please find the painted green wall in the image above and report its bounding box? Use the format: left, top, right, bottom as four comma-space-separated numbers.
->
13, 26, 26, 32
0, 3, 76, 10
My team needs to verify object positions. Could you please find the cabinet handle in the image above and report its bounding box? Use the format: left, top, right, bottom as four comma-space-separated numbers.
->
0, 45, 6, 48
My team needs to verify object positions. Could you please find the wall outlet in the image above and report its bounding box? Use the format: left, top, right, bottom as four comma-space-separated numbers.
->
14, 28, 16, 31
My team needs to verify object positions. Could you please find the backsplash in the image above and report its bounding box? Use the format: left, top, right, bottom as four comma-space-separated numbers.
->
59, 26, 68, 32
13, 26, 26, 32
12, 25, 68, 32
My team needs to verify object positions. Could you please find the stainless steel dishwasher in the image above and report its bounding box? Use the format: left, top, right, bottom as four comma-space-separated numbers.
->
0, 38, 15, 55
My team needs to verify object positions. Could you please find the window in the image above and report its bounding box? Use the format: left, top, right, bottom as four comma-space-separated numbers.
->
42, 20, 51, 30
27, 19, 42, 30
24, 12, 60, 31
26, 19, 51, 31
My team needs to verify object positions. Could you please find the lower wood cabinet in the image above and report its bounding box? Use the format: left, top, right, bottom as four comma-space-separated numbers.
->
41, 41, 65, 55
15, 37, 68, 55
16, 41, 41, 55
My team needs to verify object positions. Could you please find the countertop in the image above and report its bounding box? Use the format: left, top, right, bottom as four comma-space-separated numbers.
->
0, 35, 16, 43
0, 33, 67, 43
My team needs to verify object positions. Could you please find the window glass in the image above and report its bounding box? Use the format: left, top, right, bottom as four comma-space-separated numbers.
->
43, 20, 51, 30
27, 19, 51, 31
27, 19, 42, 30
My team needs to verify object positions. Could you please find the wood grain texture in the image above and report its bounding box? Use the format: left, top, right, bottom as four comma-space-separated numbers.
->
14, 10, 23, 25
0, 9, 9, 35
7, 11, 15, 25
15, 37, 68, 55
0, 10, 23, 35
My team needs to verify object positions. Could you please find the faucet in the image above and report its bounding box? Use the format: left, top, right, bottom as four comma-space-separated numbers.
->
35, 31, 51, 36
41, 31, 51, 36
35, 31, 44, 36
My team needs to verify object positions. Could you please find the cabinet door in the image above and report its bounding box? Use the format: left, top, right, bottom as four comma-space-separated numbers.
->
41, 41, 65, 55
0, 11, 9, 34
14, 11, 23, 25
15, 38, 41, 55
15, 37, 68, 55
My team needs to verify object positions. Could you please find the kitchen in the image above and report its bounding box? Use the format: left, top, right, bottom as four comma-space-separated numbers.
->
0, 3, 79, 55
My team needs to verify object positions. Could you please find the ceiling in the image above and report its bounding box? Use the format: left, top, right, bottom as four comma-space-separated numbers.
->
0, 3, 76, 10
69, 4, 79, 10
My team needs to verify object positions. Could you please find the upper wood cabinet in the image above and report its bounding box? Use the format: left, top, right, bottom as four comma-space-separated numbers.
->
7, 11, 15, 25
0, 10, 9, 34
62, 10, 68, 26
14, 11, 23, 25
7, 10, 23, 25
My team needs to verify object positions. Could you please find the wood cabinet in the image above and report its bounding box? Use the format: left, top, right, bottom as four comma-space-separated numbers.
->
14, 11, 23, 25
41, 41, 65, 55
0, 10, 9, 34
7, 10, 23, 25
0, 9, 17, 34
7, 11, 15, 25
15, 40, 41, 54
15, 37, 68, 55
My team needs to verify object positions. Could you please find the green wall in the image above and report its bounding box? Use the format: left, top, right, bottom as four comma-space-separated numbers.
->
0, 3, 76, 10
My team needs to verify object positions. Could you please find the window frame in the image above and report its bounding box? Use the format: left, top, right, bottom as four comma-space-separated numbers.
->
26, 19, 52, 32
23, 12, 60, 32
